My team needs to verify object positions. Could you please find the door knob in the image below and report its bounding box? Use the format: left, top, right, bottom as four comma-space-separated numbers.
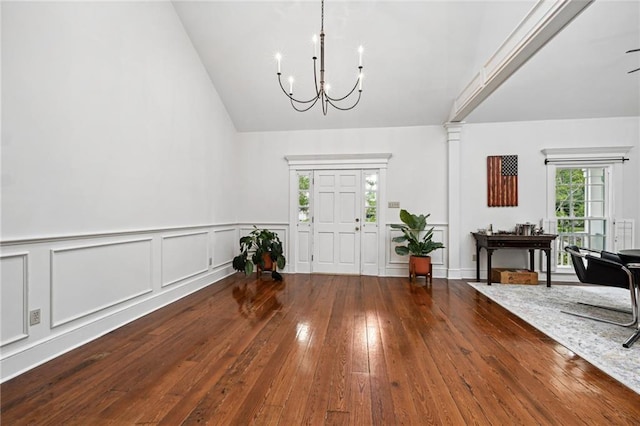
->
355, 226, 360, 231
355, 218, 360, 222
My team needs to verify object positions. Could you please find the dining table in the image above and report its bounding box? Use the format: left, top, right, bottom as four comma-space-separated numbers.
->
617, 249, 640, 348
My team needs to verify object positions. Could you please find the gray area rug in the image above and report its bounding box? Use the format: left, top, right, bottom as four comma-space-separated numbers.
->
467, 282, 640, 394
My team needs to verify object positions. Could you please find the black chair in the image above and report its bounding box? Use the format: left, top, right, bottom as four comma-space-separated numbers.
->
564, 246, 639, 347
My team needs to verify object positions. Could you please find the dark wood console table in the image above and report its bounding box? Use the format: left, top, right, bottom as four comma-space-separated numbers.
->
472, 232, 558, 287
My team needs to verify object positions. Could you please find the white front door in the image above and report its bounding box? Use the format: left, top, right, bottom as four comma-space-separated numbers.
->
313, 170, 361, 274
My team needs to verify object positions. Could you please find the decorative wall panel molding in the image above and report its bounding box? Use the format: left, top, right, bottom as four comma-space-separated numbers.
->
213, 228, 237, 268
386, 225, 448, 277
50, 239, 153, 327
161, 232, 209, 287
1, 253, 29, 346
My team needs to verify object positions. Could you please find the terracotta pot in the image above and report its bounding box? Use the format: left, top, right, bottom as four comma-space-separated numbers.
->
256, 252, 276, 276
409, 255, 432, 283
262, 252, 274, 271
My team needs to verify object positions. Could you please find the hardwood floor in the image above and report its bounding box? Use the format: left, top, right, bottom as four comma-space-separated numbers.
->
2, 274, 639, 425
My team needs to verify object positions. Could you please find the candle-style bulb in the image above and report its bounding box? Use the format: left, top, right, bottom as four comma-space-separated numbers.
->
312, 34, 318, 58
288, 76, 294, 94
275, 53, 282, 73
358, 45, 363, 67
358, 72, 363, 91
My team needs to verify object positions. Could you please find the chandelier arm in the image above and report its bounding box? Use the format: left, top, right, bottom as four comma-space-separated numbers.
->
290, 95, 321, 112
277, 74, 321, 104
324, 72, 361, 102
313, 58, 320, 95
325, 90, 362, 111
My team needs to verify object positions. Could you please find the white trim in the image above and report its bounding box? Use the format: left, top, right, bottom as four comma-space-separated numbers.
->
1, 223, 236, 246
160, 231, 210, 288
50, 238, 154, 328
541, 146, 633, 161
0, 252, 30, 346
285, 153, 391, 170
450, 0, 593, 121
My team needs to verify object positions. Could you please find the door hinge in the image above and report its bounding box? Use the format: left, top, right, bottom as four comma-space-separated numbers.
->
311, 254, 314, 261
312, 216, 314, 223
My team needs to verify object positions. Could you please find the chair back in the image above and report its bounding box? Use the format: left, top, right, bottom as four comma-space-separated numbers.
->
565, 245, 629, 289
565, 245, 588, 282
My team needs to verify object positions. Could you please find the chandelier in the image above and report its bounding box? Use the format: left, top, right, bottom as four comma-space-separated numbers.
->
275, 0, 364, 115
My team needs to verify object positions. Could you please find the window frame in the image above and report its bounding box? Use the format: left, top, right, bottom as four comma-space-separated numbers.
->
543, 146, 631, 272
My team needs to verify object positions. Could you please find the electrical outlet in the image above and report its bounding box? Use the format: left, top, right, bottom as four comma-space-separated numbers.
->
29, 309, 41, 326
388, 201, 400, 208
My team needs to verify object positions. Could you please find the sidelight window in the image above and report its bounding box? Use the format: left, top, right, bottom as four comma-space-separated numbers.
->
297, 172, 311, 223
364, 172, 378, 223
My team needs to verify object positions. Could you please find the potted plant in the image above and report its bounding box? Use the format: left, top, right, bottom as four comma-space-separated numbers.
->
391, 209, 444, 282
232, 226, 286, 277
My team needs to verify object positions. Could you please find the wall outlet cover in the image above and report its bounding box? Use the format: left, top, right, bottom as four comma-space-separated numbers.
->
29, 309, 41, 326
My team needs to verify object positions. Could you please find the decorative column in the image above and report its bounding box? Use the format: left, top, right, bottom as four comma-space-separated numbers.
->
445, 122, 464, 279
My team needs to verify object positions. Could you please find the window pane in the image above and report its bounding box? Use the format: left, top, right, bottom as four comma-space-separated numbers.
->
298, 174, 310, 190
365, 207, 376, 223
365, 175, 378, 191
299, 191, 309, 207
365, 191, 376, 207
298, 207, 309, 222
555, 165, 609, 268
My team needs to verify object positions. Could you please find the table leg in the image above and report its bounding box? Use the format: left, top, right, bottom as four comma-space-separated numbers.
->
529, 249, 535, 271
544, 249, 551, 287
476, 244, 481, 282
487, 249, 494, 285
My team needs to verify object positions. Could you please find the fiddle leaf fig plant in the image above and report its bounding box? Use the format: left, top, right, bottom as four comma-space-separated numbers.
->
232, 226, 286, 275
390, 209, 444, 257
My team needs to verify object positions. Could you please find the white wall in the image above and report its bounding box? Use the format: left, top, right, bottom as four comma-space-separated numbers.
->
237, 125, 449, 225
0, 1, 238, 381
1, 1, 238, 239
236, 125, 450, 277
458, 117, 640, 278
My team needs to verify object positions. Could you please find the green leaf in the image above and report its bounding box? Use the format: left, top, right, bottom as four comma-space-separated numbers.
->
392, 235, 408, 243
277, 256, 286, 269
395, 246, 410, 256
399, 209, 413, 227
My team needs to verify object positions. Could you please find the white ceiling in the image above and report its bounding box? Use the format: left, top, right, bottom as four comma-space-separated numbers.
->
172, 0, 640, 133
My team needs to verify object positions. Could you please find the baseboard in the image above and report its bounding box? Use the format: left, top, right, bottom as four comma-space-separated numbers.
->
0, 265, 234, 383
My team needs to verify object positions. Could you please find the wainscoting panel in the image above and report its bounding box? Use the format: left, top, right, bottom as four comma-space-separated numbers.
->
50, 239, 153, 327
1, 253, 29, 346
361, 227, 379, 276
161, 232, 209, 287
213, 228, 236, 268
386, 225, 448, 277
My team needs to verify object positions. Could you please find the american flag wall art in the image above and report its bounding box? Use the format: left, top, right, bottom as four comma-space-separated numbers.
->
487, 155, 518, 207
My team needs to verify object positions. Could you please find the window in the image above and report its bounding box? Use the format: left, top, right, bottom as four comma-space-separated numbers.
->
297, 172, 311, 223
555, 167, 607, 266
364, 172, 378, 223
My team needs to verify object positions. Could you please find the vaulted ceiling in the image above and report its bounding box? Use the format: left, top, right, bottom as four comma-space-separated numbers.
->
172, 0, 640, 132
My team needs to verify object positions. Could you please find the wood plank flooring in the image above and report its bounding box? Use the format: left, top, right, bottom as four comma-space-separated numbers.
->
2, 274, 640, 425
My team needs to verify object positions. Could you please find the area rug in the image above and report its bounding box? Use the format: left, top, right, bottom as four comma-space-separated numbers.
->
467, 282, 640, 394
